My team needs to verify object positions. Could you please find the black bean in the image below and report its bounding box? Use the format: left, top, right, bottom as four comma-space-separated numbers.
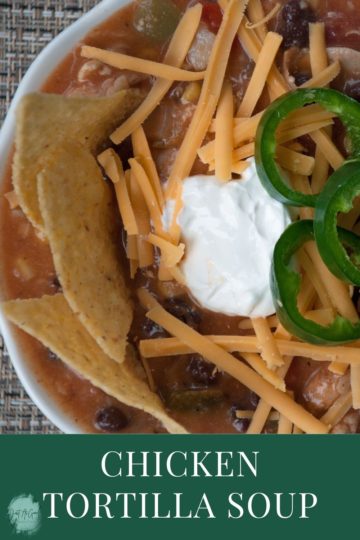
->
163, 297, 201, 329
230, 405, 251, 433
344, 80, 360, 102
277, 0, 316, 49
249, 392, 260, 409
294, 72, 310, 86
233, 418, 250, 433
139, 317, 168, 339
290, 133, 315, 157
187, 355, 219, 385
50, 275, 62, 292
47, 349, 60, 361
95, 406, 129, 432
353, 286, 360, 314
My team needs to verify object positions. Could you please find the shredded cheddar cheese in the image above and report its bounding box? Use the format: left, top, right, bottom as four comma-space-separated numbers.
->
247, 400, 276, 434
126, 234, 138, 260
308, 25, 333, 197
277, 146, 315, 176
128, 169, 154, 268
139, 335, 360, 365
304, 241, 357, 322
246, 289, 317, 434
301, 60, 341, 89
110, 3, 203, 144
304, 241, 357, 376
246, 2, 281, 34
158, 262, 174, 282
310, 129, 345, 170
235, 16, 289, 99
251, 317, 284, 369
129, 158, 165, 237
167, 265, 187, 286
81, 45, 206, 81
236, 409, 280, 421
304, 308, 335, 326
215, 81, 234, 181
236, 31, 283, 117
276, 118, 334, 145
199, 117, 333, 167
298, 248, 333, 309
308, 22, 335, 195
278, 405, 293, 434
321, 391, 352, 427
208, 105, 335, 134
147, 233, 185, 268
144, 305, 328, 434
246, 0, 267, 40
351, 366, 360, 409
131, 126, 164, 209
167, 179, 183, 245
239, 314, 278, 330
291, 174, 314, 219
137, 287, 159, 311
241, 352, 286, 390
97, 149, 138, 235
166, 0, 250, 196
309, 22, 329, 77
247, 357, 293, 434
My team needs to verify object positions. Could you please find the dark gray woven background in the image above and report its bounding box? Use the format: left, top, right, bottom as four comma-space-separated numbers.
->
0, 0, 98, 434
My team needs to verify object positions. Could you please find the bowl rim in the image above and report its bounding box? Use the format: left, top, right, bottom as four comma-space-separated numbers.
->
0, 0, 131, 434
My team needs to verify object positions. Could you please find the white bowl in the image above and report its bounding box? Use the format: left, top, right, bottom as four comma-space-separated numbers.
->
0, 0, 130, 433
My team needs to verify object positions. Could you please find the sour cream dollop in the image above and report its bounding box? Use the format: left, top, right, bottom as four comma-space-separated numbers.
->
164, 158, 291, 318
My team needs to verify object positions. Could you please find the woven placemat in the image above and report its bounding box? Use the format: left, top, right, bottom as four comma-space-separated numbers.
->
0, 0, 98, 434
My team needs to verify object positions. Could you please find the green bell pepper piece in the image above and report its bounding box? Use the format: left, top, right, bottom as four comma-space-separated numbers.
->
133, 0, 181, 42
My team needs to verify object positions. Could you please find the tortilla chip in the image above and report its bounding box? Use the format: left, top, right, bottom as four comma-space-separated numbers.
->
37, 142, 131, 364
13, 89, 142, 234
2, 294, 187, 434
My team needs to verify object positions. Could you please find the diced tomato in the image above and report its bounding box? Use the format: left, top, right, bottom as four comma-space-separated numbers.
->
200, 1, 223, 33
